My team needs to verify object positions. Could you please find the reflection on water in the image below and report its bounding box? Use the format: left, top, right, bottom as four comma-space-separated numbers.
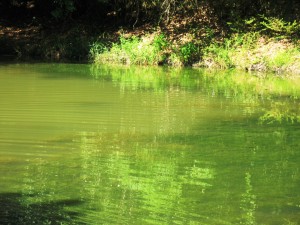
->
76, 131, 216, 224
1, 192, 82, 225
0, 63, 300, 224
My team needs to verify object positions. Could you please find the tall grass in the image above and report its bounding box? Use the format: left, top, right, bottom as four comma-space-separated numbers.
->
91, 34, 168, 65
90, 16, 300, 74
199, 16, 300, 74
200, 32, 300, 74
90, 33, 202, 67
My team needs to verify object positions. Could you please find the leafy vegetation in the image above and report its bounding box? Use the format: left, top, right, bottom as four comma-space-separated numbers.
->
1, 0, 299, 73
91, 34, 167, 65
91, 33, 202, 66
199, 18, 300, 74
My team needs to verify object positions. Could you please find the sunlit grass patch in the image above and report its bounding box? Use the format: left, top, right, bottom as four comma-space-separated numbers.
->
200, 35, 300, 75
91, 33, 168, 65
90, 32, 203, 67
90, 17, 299, 74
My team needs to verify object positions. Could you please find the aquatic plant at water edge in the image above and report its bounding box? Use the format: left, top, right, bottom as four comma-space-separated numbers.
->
89, 42, 108, 61
196, 16, 300, 74
200, 32, 300, 74
90, 33, 203, 67
89, 16, 299, 73
91, 33, 168, 65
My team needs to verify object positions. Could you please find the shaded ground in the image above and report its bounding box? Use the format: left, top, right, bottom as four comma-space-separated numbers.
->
0, 19, 95, 61
0, 20, 41, 58
0, 3, 224, 62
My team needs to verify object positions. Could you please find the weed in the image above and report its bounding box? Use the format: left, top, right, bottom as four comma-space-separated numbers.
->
199, 30, 300, 74
168, 52, 183, 67
266, 48, 300, 73
180, 42, 198, 64
202, 39, 234, 69
92, 34, 168, 65
89, 42, 107, 60
89, 19, 300, 73
153, 33, 168, 51
259, 16, 300, 37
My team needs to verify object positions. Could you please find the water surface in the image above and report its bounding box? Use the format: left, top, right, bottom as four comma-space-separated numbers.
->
0, 63, 300, 224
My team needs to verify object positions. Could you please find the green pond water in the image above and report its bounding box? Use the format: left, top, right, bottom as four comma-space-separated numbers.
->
0, 63, 300, 224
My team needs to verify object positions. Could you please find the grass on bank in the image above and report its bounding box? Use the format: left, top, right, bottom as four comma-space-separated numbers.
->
90, 33, 199, 67
90, 16, 300, 75
90, 34, 168, 65
200, 33, 300, 74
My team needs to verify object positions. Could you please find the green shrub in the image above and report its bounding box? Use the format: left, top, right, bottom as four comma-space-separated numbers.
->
265, 48, 300, 73
92, 34, 169, 65
180, 42, 198, 64
202, 38, 235, 69
153, 33, 168, 51
227, 15, 300, 40
89, 42, 107, 58
168, 52, 183, 67
200, 31, 300, 74
260, 16, 300, 37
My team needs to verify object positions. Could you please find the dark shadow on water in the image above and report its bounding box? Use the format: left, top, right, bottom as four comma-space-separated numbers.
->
0, 192, 84, 225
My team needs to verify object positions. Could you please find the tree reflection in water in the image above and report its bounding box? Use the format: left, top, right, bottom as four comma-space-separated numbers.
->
0, 192, 83, 224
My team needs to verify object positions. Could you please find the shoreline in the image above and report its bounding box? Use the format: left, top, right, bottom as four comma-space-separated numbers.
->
1, 19, 299, 76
